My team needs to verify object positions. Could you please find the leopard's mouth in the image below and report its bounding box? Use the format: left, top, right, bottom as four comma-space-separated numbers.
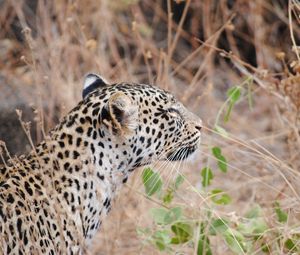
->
166, 145, 198, 161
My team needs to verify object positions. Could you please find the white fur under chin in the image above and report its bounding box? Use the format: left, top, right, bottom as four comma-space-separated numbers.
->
185, 147, 200, 162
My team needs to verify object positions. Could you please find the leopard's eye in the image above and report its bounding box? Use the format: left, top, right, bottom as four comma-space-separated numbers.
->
170, 97, 177, 104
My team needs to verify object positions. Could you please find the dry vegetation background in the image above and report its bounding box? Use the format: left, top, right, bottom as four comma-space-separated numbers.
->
0, 0, 300, 254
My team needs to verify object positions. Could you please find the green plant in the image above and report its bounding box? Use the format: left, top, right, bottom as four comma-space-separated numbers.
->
137, 84, 300, 254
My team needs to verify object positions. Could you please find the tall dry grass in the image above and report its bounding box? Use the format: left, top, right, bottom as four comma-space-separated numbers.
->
0, 0, 299, 254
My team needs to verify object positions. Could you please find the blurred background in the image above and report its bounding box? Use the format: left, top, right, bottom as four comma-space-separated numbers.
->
0, 0, 299, 254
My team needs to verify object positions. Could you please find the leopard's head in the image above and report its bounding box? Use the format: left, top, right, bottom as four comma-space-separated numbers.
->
81, 73, 202, 169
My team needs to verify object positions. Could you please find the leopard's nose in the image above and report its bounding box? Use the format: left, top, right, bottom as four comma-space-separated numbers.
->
194, 118, 202, 132
195, 125, 202, 131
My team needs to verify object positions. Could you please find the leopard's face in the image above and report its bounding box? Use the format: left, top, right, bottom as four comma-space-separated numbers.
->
125, 86, 202, 164
82, 74, 202, 170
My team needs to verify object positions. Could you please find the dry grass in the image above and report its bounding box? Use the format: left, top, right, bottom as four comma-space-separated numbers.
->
0, 0, 300, 254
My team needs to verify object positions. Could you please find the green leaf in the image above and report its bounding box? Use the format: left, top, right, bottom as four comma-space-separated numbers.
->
210, 218, 229, 235
245, 205, 262, 219
150, 208, 168, 225
201, 167, 213, 187
261, 243, 270, 253
214, 125, 229, 138
224, 86, 241, 122
164, 207, 182, 224
154, 240, 166, 251
238, 205, 268, 237
153, 230, 171, 251
217, 155, 227, 172
150, 207, 182, 225
212, 147, 227, 173
211, 189, 231, 205
142, 168, 163, 196
162, 189, 174, 204
171, 222, 193, 244
212, 147, 222, 157
238, 218, 268, 236
174, 175, 184, 189
285, 238, 298, 252
223, 228, 247, 254
274, 201, 288, 223
227, 86, 241, 103
197, 235, 212, 255
250, 218, 268, 235
163, 175, 184, 204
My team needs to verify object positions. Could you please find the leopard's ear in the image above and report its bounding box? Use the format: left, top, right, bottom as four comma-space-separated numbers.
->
100, 92, 138, 135
82, 73, 108, 99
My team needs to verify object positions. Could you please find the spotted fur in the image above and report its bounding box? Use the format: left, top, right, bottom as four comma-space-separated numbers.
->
0, 74, 202, 254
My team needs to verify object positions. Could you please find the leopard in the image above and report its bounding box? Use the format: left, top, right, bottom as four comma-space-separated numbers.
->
0, 73, 202, 254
